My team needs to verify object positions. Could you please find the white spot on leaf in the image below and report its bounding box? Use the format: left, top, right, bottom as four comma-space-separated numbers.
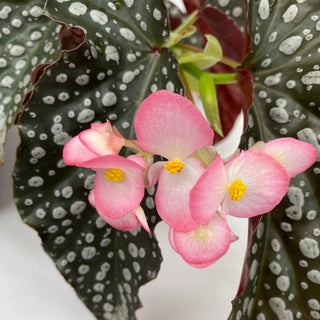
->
279, 36, 302, 55
258, 0, 270, 20
120, 28, 135, 41
69, 2, 87, 16
299, 238, 319, 259
90, 10, 108, 25
282, 5, 298, 23
301, 71, 320, 85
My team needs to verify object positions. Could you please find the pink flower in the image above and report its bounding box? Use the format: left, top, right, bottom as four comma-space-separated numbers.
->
169, 214, 232, 268
89, 191, 150, 232
134, 90, 214, 232
190, 150, 290, 225
63, 121, 124, 165
80, 154, 146, 220
253, 137, 317, 178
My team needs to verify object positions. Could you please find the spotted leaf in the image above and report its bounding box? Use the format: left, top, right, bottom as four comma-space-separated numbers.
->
229, 1, 320, 319
0, 0, 63, 164
13, 1, 183, 319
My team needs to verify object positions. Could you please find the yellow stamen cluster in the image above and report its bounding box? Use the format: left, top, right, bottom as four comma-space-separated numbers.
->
229, 179, 247, 201
105, 168, 124, 182
163, 160, 185, 174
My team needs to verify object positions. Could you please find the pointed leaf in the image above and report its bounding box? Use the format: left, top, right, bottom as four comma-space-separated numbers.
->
199, 72, 223, 136
13, 1, 184, 319
230, 1, 320, 319
0, 0, 62, 163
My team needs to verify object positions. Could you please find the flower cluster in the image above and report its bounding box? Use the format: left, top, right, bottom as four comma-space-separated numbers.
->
63, 90, 317, 268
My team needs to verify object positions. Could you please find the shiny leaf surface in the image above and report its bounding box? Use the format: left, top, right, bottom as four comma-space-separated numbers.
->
230, 1, 320, 319
13, 1, 184, 319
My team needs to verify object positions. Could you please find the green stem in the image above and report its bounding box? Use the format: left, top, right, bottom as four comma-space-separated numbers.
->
180, 63, 204, 80
181, 63, 237, 85
221, 57, 240, 68
175, 43, 203, 53
174, 10, 198, 34
211, 73, 237, 84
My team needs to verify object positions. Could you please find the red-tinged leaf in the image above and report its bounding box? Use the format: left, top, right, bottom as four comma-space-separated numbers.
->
59, 25, 86, 51
243, 0, 251, 61
26, 24, 86, 112
236, 68, 253, 130
183, 0, 206, 13
198, 7, 244, 64
211, 63, 245, 143
31, 63, 50, 86
169, 16, 182, 30
214, 83, 244, 143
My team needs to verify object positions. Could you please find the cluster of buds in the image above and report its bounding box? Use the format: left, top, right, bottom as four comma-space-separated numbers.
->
63, 90, 317, 268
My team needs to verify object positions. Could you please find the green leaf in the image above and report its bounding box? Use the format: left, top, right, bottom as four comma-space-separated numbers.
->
229, 1, 320, 319
0, 0, 61, 163
178, 34, 223, 69
13, 1, 184, 319
162, 26, 196, 49
199, 72, 223, 136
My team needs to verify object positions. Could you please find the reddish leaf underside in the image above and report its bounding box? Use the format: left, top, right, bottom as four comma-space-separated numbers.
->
198, 7, 244, 64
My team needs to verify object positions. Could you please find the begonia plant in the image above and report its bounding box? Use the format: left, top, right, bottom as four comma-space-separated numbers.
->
0, 0, 319, 319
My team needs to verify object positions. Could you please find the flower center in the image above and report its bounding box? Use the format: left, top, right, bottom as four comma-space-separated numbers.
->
194, 226, 210, 242
105, 168, 124, 182
163, 160, 185, 174
229, 179, 247, 201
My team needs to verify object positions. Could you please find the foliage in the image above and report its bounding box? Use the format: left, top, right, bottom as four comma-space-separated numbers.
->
229, 1, 320, 319
13, 0, 183, 319
0, 0, 318, 319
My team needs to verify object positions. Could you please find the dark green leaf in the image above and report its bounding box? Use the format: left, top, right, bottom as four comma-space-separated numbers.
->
230, 1, 320, 319
13, 1, 184, 319
0, 0, 61, 163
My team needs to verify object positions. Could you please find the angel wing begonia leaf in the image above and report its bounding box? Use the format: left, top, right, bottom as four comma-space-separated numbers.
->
0, 0, 61, 164
13, 1, 184, 319
229, 1, 320, 319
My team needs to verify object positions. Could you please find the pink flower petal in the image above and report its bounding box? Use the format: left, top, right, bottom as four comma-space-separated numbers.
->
223, 150, 290, 218
155, 158, 205, 232
134, 206, 150, 233
171, 215, 231, 268
89, 190, 141, 231
190, 156, 229, 225
88, 190, 96, 208
80, 154, 145, 170
93, 166, 145, 219
261, 138, 317, 178
168, 227, 178, 253
91, 122, 111, 130
79, 127, 123, 156
63, 135, 97, 165
127, 154, 147, 169
104, 212, 140, 231
231, 230, 239, 243
147, 161, 167, 186
134, 90, 214, 160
